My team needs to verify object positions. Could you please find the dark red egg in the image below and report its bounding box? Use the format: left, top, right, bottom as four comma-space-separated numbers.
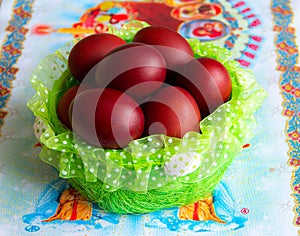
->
142, 86, 200, 138
68, 33, 126, 82
132, 26, 194, 81
94, 42, 166, 100
57, 84, 93, 129
70, 88, 144, 149
175, 57, 232, 118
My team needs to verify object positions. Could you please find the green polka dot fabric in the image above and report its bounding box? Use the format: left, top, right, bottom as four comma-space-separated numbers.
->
27, 21, 267, 194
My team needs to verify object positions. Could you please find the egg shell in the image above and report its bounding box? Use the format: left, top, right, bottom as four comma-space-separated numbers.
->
33, 117, 47, 140
142, 86, 200, 138
70, 87, 145, 149
164, 152, 202, 177
57, 84, 93, 129
68, 33, 126, 82
175, 57, 232, 118
94, 43, 166, 100
133, 26, 194, 82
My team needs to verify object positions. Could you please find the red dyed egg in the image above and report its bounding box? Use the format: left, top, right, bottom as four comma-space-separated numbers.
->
132, 26, 194, 79
94, 43, 166, 100
68, 33, 126, 82
175, 57, 232, 118
142, 86, 200, 138
57, 84, 93, 129
70, 88, 144, 149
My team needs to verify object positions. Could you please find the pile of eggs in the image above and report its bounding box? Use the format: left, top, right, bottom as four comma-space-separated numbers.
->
57, 26, 232, 149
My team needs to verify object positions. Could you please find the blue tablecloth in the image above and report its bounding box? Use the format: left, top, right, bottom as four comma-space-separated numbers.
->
0, 0, 299, 235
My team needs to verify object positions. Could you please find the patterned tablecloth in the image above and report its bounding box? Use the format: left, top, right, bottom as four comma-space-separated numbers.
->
0, 0, 299, 235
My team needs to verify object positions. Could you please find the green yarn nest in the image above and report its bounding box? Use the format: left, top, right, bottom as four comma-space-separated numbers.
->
27, 21, 267, 214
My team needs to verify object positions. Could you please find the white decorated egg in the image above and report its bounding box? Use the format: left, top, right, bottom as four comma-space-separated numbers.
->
33, 117, 47, 140
164, 152, 202, 177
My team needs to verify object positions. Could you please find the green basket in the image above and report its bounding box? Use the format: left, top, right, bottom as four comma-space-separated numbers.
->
27, 21, 267, 214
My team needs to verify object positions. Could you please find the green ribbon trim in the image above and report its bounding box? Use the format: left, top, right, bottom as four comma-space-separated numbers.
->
27, 21, 267, 193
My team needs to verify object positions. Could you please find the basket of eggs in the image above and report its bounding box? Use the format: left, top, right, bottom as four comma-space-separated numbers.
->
28, 21, 266, 214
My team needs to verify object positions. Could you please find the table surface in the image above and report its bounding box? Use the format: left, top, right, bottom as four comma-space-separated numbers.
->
0, 0, 299, 235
